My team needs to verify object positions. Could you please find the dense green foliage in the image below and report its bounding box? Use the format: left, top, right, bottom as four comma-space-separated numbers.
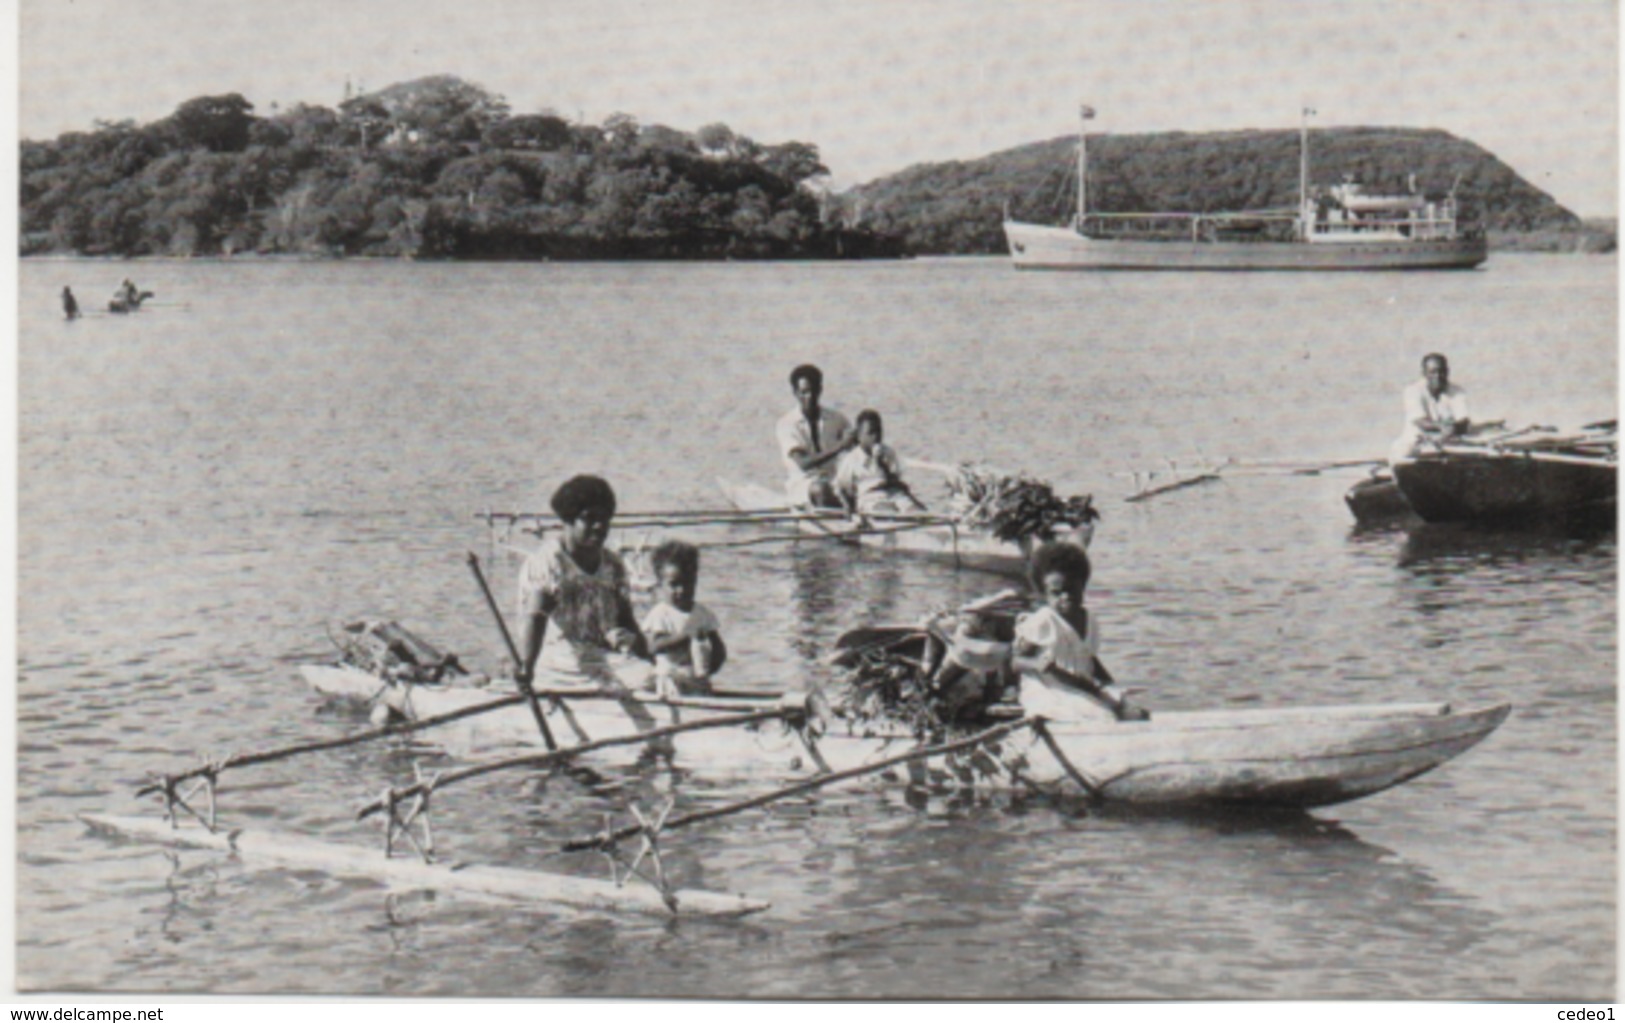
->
848, 127, 1586, 255
20, 75, 902, 260
23, 89, 1600, 260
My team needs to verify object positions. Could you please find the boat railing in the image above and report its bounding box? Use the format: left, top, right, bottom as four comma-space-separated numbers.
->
1080, 211, 1299, 242
1306, 215, 1463, 243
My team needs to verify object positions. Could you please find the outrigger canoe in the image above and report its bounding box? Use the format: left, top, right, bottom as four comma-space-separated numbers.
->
1347, 423, 1617, 529
302, 663, 1510, 810
717, 479, 1066, 577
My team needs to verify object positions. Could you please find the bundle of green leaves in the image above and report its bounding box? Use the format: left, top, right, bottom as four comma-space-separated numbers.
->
947, 465, 1099, 542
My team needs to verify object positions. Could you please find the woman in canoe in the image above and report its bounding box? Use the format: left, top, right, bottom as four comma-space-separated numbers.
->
1011, 542, 1149, 722
515, 474, 651, 690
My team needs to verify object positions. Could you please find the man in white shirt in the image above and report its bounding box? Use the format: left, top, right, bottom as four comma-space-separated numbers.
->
776, 363, 854, 507
1391, 352, 1470, 463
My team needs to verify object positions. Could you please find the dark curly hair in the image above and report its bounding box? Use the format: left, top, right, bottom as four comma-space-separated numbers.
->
789, 363, 824, 392
651, 539, 700, 579
1028, 541, 1091, 592
550, 474, 617, 522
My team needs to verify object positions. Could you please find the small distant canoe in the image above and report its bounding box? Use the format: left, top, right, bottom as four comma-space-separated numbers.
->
303, 663, 1510, 810
717, 478, 1041, 577
107, 290, 154, 314
79, 813, 768, 918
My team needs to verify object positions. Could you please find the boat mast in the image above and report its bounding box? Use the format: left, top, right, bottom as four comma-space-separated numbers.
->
1299, 106, 1315, 240
1077, 105, 1095, 229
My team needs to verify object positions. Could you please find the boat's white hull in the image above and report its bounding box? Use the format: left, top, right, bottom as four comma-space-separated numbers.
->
717, 478, 1030, 576
1003, 221, 1488, 271
303, 664, 1510, 809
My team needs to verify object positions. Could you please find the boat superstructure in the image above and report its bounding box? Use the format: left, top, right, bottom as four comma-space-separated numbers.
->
1004, 108, 1487, 271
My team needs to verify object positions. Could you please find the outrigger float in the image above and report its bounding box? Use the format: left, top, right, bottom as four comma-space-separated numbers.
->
89, 540, 1511, 920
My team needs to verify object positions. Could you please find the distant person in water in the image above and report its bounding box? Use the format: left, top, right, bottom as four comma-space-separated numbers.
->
61, 287, 79, 321
1391, 352, 1470, 462
777, 363, 854, 508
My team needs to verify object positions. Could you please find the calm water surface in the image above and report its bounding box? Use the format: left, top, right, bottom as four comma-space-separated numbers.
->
16, 255, 1617, 998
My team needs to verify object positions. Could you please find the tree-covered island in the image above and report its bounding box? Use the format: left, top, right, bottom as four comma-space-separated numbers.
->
20, 75, 903, 260
20, 74, 1611, 260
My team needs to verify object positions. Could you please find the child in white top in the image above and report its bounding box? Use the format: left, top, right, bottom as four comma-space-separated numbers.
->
1011, 542, 1149, 723
640, 540, 728, 697
834, 409, 925, 517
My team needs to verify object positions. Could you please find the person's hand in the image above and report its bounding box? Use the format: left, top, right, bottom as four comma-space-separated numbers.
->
1116, 701, 1151, 722
606, 628, 637, 653
654, 673, 679, 701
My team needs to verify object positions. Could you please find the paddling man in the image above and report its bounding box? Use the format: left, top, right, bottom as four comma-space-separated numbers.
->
1391, 352, 1470, 462
777, 363, 855, 508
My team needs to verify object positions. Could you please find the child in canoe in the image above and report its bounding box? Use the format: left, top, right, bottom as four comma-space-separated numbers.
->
515, 474, 650, 690
1010, 541, 1149, 722
641, 540, 728, 697
834, 409, 926, 519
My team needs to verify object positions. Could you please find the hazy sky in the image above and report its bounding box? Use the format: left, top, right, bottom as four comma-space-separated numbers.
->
16, 0, 1620, 215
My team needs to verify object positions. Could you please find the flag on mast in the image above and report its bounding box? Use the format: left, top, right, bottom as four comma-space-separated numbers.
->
1080, 105, 1096, 119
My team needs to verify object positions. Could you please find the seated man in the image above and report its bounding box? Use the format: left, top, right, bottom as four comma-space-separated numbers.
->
1391, 352, 1470, 463
776, 363, 853, 507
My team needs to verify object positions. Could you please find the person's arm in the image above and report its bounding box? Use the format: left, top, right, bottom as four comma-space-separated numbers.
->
881, 449, 929, 510
832, 455, 859, 515
699, 630, 728, 674
609, 595, 651, 660
516, 596, 548, 684
788, 436, 857, 474
645, 629, 689, 655
1448, 391, 1471, 435
1014, 637, 1122, 705
1010, 638, 1056, 678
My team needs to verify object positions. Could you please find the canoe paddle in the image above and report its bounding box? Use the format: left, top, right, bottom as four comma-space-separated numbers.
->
467, 552, 559, 752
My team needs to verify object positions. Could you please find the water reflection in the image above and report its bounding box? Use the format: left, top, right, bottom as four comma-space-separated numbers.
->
1396, 521, 1616, 570
804, 792, 1503, 998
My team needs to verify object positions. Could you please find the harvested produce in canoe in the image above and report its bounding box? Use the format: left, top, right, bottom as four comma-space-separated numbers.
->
715, 463, 1099, 577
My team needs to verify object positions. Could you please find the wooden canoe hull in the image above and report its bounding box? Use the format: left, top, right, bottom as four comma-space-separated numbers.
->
79, 813, 768, 918
1344, 469, 1416, 525
301, 664, 817, 767
303, 665, 1509, 810
1392, 451, 1616, 527
717, 478, 1030, 576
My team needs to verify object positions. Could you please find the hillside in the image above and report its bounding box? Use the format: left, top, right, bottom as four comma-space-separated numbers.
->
19, 75, 903, 261
845, 127, 1596, 255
